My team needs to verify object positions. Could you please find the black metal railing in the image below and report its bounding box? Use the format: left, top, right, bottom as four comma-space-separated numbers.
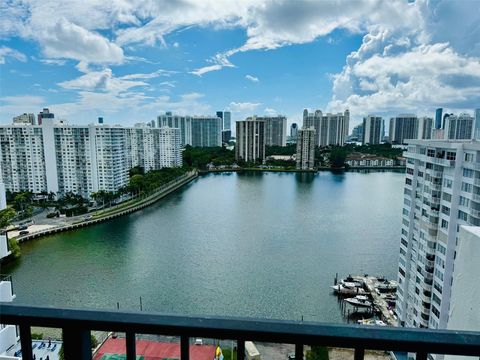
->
1, 304, 479, 360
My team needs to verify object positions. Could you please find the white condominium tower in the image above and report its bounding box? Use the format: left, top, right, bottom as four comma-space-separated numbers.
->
258, 115, 287, 146
157, 112, 192, 146
397, 139, 480, 332
235, 117, 265, 163
191, 116, 222, 147
444, 113, 474, 140
296, 127, 316, 170
157, 112, 222, 147
389, 114, 419, 145
0, 120, 182, 199
302, 109, 349, 147
362, 115, 384, 145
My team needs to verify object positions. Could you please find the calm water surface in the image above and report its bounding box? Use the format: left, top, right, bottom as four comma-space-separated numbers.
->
4, 171, 405, 323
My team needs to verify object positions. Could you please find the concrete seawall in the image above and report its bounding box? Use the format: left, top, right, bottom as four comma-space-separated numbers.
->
16, 172, 198, 243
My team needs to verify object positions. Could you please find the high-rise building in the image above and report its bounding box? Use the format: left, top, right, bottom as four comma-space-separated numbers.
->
350, 123, 364, 143
290, 123, 298, 139
445, 113, 474, 140
396, 139, 480, 332
13, 113, 35, 125
475, 109, 480, 140
302, 109, 349, 147
389, 115, 418, 144
235, 117, 265, 163
223, 111, 231, 130
37, 108, 54, 126
191, 116, 222, 147
222, 130, 232, 144
435, 108, 443, 129
418, 117, 433, 140
157, 112, 192, 146
296, 127, 316, 170
362, 115, 383, 145
259, 116, 287, 146
0, 121, 182, 199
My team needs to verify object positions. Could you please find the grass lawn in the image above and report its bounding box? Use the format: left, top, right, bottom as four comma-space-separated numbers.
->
222, 348, 237, 360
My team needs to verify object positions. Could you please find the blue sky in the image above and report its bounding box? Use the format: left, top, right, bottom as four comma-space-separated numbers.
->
1, 0, 479, 130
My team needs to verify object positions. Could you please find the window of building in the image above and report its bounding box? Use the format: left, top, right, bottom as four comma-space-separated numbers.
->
446, 151, 456, 160
465, 153, 474, 162
463, 168, 474, 178
459, 196, 470, 207
458, 210, 468, 221
443, 179, 452, 188
441, 205, 450, 216
441, 219, 448, 229
461, 182, 472, 193
427, 149, 435, 157
442, 192, 452, 202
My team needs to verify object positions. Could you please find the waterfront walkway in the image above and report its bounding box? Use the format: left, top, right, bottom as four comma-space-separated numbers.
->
14, 171, 198, 243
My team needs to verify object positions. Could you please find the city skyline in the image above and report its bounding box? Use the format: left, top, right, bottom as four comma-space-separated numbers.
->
1, 0, 479, 130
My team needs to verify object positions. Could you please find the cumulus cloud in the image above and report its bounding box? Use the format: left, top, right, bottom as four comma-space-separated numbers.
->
0, 95, 45, 117
245, 75, 259, 82
228, 101, 261, 112
0, 46, 27, 64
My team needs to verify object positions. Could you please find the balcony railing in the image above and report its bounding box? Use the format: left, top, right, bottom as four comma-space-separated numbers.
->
1, 304, 479, 360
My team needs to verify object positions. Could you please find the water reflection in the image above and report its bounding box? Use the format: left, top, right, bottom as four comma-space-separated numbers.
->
294, 172, 315, 184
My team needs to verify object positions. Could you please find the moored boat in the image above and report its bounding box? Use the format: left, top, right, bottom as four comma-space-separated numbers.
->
331, 284, 367, 295
345, 295, 372, 308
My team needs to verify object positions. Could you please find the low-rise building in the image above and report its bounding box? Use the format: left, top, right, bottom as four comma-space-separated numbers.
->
345, 153, 395, 167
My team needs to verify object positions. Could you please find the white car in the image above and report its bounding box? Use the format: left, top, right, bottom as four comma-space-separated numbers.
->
194, 338, 203, 346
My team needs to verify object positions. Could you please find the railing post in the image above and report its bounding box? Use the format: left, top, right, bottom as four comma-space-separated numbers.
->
295, 343, 303, 360
181, 335, 189, 360
237, 339, 245, 360
354, 348, 365, 360
126, 331, 136, 360
19, 324, 33, 360
63, 327, 92, 360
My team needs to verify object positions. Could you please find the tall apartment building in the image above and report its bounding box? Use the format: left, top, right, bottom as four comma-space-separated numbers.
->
350, 123, 364, 143
362, 115, 383, 145
389, 115, 418, 144
435, 108, 443, 130
397, 140, 480, 333
302, 109, 349, 147
418, 117, 433, 140
223, 111, 231, 130
235, 117, 265, 163
157, 112, 192, 146
445, 113, 474, 140
191, 116, 222, 147
13, 113, 35, 125
296, 127, 316, 170
0, 121, 182, 199
157, 112, 222, 147
37, 108, 54, 126
475, 109, 480, 140
258, 115, 287, 146
290, 123, 298, 139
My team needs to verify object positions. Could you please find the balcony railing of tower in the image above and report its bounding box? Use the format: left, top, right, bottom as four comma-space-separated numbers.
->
0, 304, 479, 360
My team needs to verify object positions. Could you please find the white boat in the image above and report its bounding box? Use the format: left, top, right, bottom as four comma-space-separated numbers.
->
357, 319, 387, 326
345, 295, 372, 308
377, 280, 398, 292
331, 284, 367, 295
341, 276, 364, 287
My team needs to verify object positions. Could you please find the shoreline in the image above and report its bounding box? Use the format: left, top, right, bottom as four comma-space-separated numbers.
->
12, 171, 199, 245
199, 166, 405, 174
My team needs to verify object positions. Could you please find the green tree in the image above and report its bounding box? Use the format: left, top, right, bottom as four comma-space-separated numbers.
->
329, 147, 347, 168
129, 174, 145, 196
0, 207, 16, 228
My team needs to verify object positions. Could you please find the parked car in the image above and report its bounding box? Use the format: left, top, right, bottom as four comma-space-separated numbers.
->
18, 225, 28, 230
19, 230, 29, 235
83, 215, 93, 221
194, 338, 203, 346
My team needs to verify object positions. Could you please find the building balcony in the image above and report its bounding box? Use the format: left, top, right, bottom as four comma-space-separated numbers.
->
0, 304, 479, 360
469, 209, 480, 219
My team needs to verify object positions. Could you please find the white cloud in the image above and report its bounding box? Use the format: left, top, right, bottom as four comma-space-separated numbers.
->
39, 58, 67, 66
245, 74, 259, 82
58, 68, 147, 92
190, 64, 223, 76
36, 18, 124, 63
0, 46, 27, 64
173, 42, 179, 48
0, 95, 45, 121
228, 101, 261, 112
264, 107, 277, 116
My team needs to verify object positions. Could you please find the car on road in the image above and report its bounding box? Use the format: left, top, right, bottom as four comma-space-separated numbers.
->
18, 225, 28, 230
19, 230, 29, 235
83, 215, 93, 220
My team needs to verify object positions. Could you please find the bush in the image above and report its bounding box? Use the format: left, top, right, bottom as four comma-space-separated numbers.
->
7, 237, 21, 259
32, 333, 43, 340
307, 346, 329, 360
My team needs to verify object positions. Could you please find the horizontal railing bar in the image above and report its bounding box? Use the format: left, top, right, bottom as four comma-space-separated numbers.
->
1, 304, 479, 356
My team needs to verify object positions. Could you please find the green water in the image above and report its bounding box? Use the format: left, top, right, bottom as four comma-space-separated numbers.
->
3, 171, 405, 322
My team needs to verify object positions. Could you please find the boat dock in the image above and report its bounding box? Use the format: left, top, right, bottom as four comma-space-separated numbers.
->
332, 274, 398, 326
